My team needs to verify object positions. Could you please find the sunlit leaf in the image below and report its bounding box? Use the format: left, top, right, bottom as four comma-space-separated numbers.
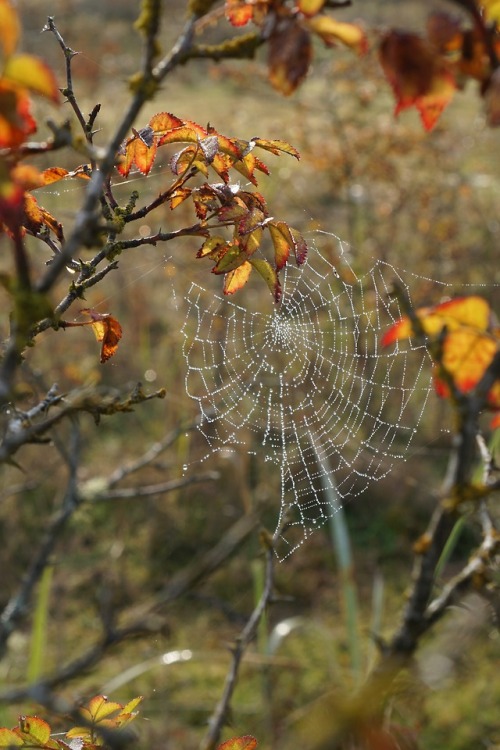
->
306, 15, 368, 54
218, 736, 258, 750
80, 311, 123, 364
117, 135, 157, 177
268, 221, 291, 270
250, 257, 281, 302
0, 728, 23, 747
381, 296, 492, 347
169, 186, 192, 209
148, 111, 184, 133
39, 166, 70, 185
268, 20, 312, 95
379, 30, 456, 131
197, 235, 229, 259
297, 0, 325, 16
223, 260, 252, 295
0, 0, 20, 58
482, 0, 500, 24
250, 137, 300, 159
434, 328, 498, 394
0, 82, 37, 147
3, 54, 60, 103
15, 717, 52, 746
212, 243, 248, 274
23, 193, 64, 240
225, 0, 254, 26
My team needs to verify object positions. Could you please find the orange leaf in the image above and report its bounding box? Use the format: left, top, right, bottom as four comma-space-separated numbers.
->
250, 137, 300, 159
23, 193, 64, 240
0, 0, 20, 58
381, 296, 492, 347
268, 221, 291, 270
306, 15, 368, 54
148, 111, 184, 133
3, 54, 60, 103
268, 20, 312, 95
218, 737, 258, 750
223, 260, 252, 295
225, 0, 255, 26
437, 328, 498, 395
0, 82, 37, 147
379, 31, 455, 130
39, 166, 70, 185
81, 311, 123, 363
117, 135, 157, 177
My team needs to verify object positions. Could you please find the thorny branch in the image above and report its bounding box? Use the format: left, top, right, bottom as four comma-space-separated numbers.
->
201, 534, 276, 750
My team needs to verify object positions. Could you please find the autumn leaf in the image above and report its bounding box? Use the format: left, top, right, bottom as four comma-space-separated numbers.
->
305, 15, 368, 54
298, 0, 326, 16
82, 311, 123, 363
225, 0, 257, 26
223, 260, 252, 295
23, 192, 64, 240
379, 30, 456, 130
0, 0, 20, 59
250, 258, 282, 302
217, 737, 258, 750
382, 296, 500, 417
60, 311, 123, 363
0, 81, 37, 147
268, 20, 312, 95
3, 54, 60, 103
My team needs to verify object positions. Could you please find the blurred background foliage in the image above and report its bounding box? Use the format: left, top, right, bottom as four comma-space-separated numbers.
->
1, 1, 499, 748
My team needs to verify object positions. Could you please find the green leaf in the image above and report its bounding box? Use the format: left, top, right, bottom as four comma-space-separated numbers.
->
212, 244, 247, 274
0, 729, 23, 747
250, 258, 281, 302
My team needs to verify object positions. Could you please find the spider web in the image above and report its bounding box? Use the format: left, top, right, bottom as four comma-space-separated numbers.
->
182, 233, 434, 559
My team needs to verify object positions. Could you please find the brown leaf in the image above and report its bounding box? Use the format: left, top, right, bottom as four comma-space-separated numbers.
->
81, 309, 123, 363
268, 20, 312, 95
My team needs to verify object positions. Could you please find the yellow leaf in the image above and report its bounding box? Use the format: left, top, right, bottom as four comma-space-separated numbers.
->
223, 260, 252, 295
3, 54, 60, 102
0, 0, 20, 58
306, 15, 368, 54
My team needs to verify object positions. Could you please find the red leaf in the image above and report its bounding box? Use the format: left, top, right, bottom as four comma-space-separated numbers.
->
379, 30, 456, 130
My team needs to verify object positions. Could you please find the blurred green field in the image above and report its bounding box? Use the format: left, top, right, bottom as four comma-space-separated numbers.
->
1, 2, 500, 748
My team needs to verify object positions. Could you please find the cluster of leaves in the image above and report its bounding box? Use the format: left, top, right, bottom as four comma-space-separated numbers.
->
0, 696, 256, 750
382, 295, 500, 425
224, 0, 367, 95
221, 0, 500, 130
0, 696, 142, 749
0, 0, 60, 237
116, 112, 308, 301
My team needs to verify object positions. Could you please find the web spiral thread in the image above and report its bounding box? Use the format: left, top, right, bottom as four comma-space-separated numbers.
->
182, 236, 433, 559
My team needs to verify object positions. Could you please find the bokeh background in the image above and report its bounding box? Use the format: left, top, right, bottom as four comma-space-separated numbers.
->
2, 1, 500, 748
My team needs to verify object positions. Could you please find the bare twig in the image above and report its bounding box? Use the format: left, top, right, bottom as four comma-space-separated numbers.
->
0, 421, 82, 659
201, 536, 275, 750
